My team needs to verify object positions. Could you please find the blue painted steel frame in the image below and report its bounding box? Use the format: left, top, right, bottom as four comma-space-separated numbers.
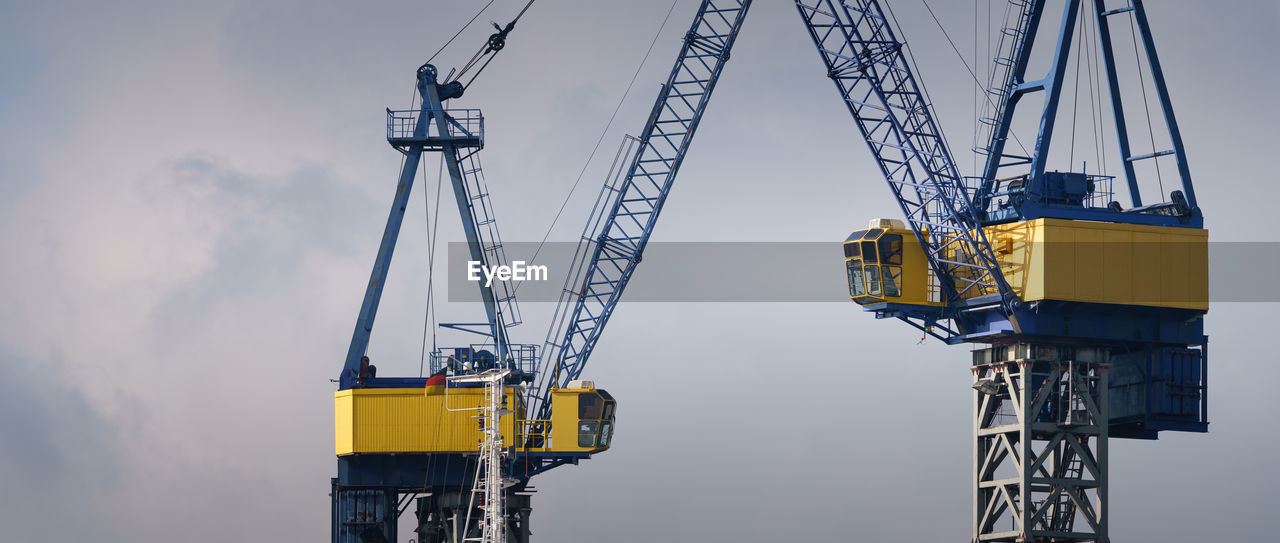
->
794, 0, 1020, 324
831, 0, 1210, 440
537, 0, 753, 413
333, 452, 584, 542
339, 65, 510, 390
338, 71, 431, 390
333, 66, 588, 543
977, 0, 1197, 214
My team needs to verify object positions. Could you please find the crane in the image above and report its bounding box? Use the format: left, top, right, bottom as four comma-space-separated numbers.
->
825, 1, 1206, 541
330, 2, 750, 541
329, 1, 1206, 541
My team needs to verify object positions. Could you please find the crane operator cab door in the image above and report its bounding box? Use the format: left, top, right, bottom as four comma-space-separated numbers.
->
843, 219, 943, 310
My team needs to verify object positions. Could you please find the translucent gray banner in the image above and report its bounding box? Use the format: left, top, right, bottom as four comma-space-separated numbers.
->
446, 242, 1280, 303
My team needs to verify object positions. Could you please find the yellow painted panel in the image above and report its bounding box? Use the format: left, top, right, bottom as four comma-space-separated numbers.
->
1041, 222, 1074, 301
1026, 223, 1046, 302
1162, 236, 1189, 304
992, 230, 1024, 295
898, 227, 942, 306
1132, 230, 1162, 304
335, 392, 354, 455
982, 220, 1043, 301
334, 387, 520, 455
1075, 226, 1104, 301
1101, 228, 1132, 303
981, 218, 1207, 310
334, 386, 614, 456
1190, 236, 1209, 306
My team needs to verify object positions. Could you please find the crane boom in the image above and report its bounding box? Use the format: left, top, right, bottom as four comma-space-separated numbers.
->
536, 0, 752, 412
794, 0, 1018, 320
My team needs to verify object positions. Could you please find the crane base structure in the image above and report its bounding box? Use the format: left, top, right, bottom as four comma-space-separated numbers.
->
413, 492, 533, 543
331, 485, 533, 543
971, 344, 1110, 542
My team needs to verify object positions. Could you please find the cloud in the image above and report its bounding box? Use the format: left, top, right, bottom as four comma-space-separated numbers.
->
2, 1, 1278, 541
0, 139, 372, 539
0, 348, 124, 541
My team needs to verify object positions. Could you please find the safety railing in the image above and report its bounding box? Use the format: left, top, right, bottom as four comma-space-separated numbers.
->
516, 419, 552, 449
965, 173, 1117, 214
1083, 175, 1115, 209
385, 108, 484, 149
426, 343, 537, 377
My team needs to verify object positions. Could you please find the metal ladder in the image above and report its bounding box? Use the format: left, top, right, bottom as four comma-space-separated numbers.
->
975, 0, 1034, 159
1048, 447, 1084, 532
1046, 370, 1087, 533
456, 147, 522, 329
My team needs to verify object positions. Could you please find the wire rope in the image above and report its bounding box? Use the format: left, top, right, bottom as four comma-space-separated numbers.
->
917, 0, 1032, 162
972, 0, 979, 175
420, 152, 446, 377
1069, 2, 1085, 168
413, 1, 497, 113
512, 0, 683, 294
1127, 11, 1164, 196
1082, 5, 1104, 178
1091, 7, 1107, 177
428, 0, 497, 67
453, 0, 540, 90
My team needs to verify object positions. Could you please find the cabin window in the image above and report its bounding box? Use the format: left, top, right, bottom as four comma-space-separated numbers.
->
878, 234, 903, 265
578, 393, 603, 420
844, 242, 860, 258
882, 266, 902, 297
861, 241, 878, 263
847, 260, 865, 297
865, 265, 882, 296
599, 422, 613, 447
578, 421, 599, 448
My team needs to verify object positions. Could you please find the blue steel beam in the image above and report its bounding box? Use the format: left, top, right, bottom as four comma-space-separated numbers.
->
340, 66, 508, 389
339, 72, 431, 390
537, 0, 752, 408
1124, 0, 1196, 208
977, 0, 1047, 211
979, 0, 1197, 211
425, 71, 515, 358
794, 0, 1018, 316
1093, 0, 1142, 206
1027, 0, 1082, 189
977, 0, 1088, 203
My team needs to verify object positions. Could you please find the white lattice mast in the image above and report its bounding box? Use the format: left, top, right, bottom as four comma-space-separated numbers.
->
451, 369, 511, 543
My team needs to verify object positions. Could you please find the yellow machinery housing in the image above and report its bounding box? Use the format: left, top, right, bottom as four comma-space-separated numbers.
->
335, 382, 615, 456
844, 218, 1207, 310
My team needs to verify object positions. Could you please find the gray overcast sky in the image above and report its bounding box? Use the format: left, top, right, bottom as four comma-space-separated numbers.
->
2, 1, 1278, 541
